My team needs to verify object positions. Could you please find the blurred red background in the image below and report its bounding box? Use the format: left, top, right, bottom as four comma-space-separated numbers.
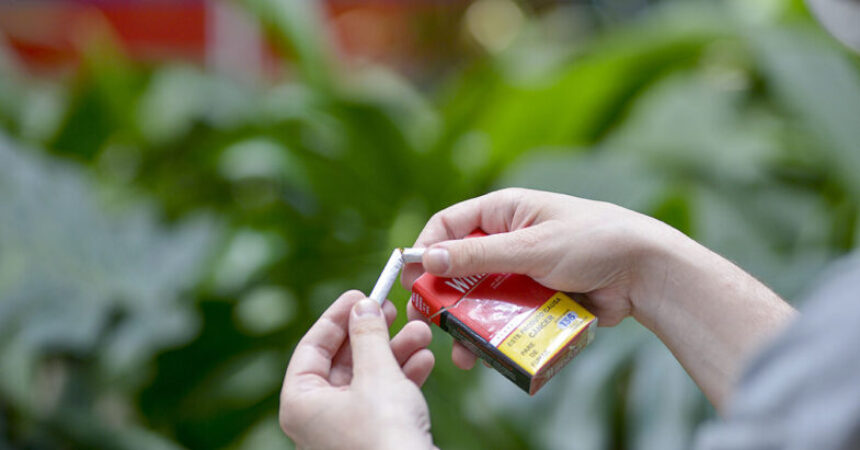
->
0, 0, 468, 77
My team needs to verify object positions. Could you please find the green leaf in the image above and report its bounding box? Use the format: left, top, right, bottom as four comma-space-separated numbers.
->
239, 0, 332, 88
753, 27, 860, 200
606, 72, 779, 186
0, 134, 219, 403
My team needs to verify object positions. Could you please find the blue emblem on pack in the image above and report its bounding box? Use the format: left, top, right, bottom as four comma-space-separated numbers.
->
558, 311, 578, 329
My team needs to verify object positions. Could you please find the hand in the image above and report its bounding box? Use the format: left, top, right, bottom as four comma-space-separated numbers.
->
279, 291, 436, 450
401, 188, 796, 411
401, 188, 673, 369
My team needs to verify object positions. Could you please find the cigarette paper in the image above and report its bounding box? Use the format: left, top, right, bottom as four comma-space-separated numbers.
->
401, 247, 425, 264
369, 249, 404, 305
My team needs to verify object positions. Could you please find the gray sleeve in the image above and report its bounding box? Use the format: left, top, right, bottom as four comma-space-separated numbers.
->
694, 252, 860, 450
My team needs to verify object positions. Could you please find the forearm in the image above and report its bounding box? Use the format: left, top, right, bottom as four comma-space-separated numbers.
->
632, 227, 798, 412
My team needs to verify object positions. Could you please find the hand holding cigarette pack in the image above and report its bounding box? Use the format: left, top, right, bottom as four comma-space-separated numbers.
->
371, 231, 596, 395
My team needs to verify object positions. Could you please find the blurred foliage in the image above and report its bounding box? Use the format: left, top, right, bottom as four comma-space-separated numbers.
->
1, 0, 859, 449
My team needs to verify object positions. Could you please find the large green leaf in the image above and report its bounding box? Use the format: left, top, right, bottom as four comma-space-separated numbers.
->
437, 4, 733, 181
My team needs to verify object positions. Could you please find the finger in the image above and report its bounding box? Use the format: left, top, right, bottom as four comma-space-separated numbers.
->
452, 342, 477, 370
349, 299, 401, 382
403, 189, 535, 290
406, 301, 430, 324
284, 290, 365, 383
382, 299, 397, 325
401, 262, 424, 291
412, 189, 524, 249
423, 226, 552, 278
402, 349, 435, 386
329, 299, 398, 386
390, 321, 433, 366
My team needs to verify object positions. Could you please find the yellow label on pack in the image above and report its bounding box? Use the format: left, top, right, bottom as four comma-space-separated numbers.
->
497, 292, 595, 375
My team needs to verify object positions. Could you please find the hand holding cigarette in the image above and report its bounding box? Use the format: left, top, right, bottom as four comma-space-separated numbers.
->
279, 291, 436, 450
280, 186, 798, 449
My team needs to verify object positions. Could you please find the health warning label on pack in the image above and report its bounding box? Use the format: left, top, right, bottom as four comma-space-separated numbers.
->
497, 292, 594, 375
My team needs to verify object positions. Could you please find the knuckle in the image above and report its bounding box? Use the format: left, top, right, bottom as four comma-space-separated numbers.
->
459, 239, 487, 270
342, 289, 364, 300
415, 322, 433, 345
518, 226, 557, 278
512, 229, 542, 249
497, 186, 524, 197
351, 317, 386, 337
499, 187, 530, 202
404, 320, 432, 344
427, 211, 455, 240
428, 210, 443, 226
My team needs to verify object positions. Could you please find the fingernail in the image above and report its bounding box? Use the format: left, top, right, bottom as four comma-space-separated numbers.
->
425, 247, 450, 273
354, 299, 381, 317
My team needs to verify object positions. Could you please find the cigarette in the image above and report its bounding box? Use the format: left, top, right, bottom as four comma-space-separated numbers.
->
368, 248, 425, 305
369, 249, 405, 305
400, 247, 425, 264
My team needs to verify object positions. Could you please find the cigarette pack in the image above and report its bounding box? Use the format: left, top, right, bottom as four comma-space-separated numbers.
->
410, 232, 597, 395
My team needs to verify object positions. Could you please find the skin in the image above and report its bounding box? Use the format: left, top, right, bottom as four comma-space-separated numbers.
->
401, 188, 797, 411
279, 291, 436, 450
281, 187, 798, 447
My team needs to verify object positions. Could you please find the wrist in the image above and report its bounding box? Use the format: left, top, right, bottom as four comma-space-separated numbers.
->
371, 410, 433, 450
623, 217, 797, 409
627, 220, 707, 332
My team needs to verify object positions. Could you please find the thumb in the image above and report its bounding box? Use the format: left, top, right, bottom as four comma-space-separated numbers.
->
349, 298, 400, 382
423, 227, 548, 278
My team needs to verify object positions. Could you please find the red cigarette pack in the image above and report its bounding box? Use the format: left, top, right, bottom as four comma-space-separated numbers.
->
410, 231, 597, 395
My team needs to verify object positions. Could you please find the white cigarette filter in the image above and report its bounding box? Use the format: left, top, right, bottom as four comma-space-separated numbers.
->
368, 248, 425, 305
400, 247, 425, 264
